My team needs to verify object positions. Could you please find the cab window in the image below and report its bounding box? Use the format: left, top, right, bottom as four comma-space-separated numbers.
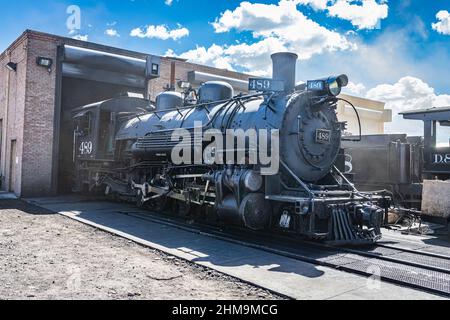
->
99, 110, 116, 157
77, 112, 92, 137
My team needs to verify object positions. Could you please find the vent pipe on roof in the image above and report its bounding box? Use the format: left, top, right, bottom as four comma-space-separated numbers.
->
170, 61, 176, 91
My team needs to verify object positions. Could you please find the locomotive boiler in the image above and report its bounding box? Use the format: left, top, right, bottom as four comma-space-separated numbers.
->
72, 52, 389, 245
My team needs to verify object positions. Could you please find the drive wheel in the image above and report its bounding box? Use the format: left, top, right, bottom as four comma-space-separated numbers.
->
177, 201, 191, 217
136, 190, 145, 208
150, 197, 167, 213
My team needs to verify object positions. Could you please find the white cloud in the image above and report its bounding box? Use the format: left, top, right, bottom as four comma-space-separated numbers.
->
295, 26, 450, 95
366, 77, 450, 113
130, 24, 189, 40
432, 10, 450, 35
72, 34, 88, 41
327, 0, 389, 30
105, 28, 120, 37
296, 0, 389, 30
366, 77, 450, 139
212, 1, 297, 33
165, 0, 174, 5
170, 0, 354, 75
166, 44, 234, 70
343, 81, 366, 95
168, 37, 292, 75
295, 0, 329, 10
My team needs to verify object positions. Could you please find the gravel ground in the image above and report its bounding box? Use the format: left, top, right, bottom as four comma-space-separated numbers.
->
0, 200, 282, 300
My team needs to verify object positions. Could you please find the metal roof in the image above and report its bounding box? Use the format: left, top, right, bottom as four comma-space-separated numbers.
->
72, 96, 152, 115
400, 106, 450, 121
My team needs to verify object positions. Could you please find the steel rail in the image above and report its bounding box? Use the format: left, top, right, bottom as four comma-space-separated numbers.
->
303, 241, 450, 275
376, 243, 450, 261
115, 209, 450, 297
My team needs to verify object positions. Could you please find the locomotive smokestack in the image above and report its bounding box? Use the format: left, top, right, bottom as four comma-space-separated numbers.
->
271, 52, 298, 93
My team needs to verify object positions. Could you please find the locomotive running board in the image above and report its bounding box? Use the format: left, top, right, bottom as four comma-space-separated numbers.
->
265, 195, 372, 203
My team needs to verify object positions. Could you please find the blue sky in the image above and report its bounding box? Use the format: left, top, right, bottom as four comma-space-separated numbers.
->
0, 1, 448, 89
1, 0, 450, 139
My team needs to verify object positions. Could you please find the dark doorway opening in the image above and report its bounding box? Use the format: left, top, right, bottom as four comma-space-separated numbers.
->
57, 77, 144, 194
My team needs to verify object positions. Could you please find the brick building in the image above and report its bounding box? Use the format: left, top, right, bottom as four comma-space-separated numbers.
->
0, 30, 251, 197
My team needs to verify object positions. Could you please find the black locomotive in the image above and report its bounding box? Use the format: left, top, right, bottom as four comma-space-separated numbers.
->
72, 52, 389, 245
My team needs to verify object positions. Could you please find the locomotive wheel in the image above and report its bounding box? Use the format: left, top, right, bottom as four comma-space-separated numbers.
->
240, 193, 271, 231
148, 197, 167, 213
136, 192, 145, 208
176, 201, 191, 217
135, 190, 149, 208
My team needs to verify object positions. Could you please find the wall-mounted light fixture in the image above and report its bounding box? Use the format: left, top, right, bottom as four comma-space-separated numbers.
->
36, 57, 53, 73
5, 62, 17, 72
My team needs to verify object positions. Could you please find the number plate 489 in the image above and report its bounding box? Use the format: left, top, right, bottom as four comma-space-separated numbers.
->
248, 78, 285, 92
315, 129, 331, 144
79, 141, 93, 155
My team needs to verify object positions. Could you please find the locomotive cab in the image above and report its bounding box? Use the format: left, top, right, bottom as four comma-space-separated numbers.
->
74, 110, 95, 159
72, 96, 152, 192
73, 104, 118, 161
73, 96, 152, 161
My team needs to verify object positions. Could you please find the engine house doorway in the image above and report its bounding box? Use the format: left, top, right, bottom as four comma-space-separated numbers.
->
54, 45, 152, 194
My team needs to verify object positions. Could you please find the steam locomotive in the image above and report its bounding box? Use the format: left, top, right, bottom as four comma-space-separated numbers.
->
72, 52, 389, 245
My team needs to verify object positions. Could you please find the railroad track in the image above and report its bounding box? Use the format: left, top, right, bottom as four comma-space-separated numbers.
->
116, 208, 450, 298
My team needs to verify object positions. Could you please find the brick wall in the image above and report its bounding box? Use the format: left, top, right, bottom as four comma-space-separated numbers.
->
20, 36, 59, 197
148, 58, 251, 101
0, 47, 6, 188
0, 38, 28, 196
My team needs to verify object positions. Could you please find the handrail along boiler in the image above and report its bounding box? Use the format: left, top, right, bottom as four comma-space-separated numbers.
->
72, 52, 389, 245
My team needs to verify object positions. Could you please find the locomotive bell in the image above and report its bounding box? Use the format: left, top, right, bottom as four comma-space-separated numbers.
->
271, 52, 298, 93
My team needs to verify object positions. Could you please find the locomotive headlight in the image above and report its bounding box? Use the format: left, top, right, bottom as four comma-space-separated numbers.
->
307, 74, 348, 97
327, 74, 348, 96
328, 79, 341, 96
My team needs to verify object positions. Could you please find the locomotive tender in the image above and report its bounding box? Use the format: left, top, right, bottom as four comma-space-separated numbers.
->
72, 52, 389, 245
343, 108, 450, 233
342, 134, 424, 209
